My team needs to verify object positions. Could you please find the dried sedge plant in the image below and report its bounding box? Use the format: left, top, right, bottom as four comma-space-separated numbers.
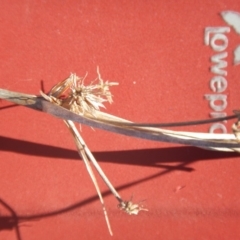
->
40, 67, 148, 235
0, 69, 240, 235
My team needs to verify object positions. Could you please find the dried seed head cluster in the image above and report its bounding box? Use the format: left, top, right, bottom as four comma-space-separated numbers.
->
118, 199, 148, 215
232, 110, 240, 142
232, 120, 240, 142
41, 68, 118, 116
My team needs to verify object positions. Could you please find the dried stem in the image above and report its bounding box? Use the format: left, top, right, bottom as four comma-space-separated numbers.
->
65, 120, 124, 203
64, 120, 113, 235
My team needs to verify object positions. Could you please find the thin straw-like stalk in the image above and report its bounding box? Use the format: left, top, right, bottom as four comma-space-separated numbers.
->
64, 120, 113, 236
65, 120, 124, 204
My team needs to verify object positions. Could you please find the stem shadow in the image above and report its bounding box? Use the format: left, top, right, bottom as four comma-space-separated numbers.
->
0, 136, 238, 172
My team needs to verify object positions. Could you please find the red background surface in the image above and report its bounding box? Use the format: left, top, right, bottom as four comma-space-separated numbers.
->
0, 1, 240, 239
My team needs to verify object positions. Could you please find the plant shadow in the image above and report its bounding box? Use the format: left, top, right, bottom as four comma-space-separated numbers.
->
0, 135, 239, 239
1, 136, 239, 171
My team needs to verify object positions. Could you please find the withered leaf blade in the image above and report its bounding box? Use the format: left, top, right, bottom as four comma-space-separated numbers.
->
1, 88, 240, 151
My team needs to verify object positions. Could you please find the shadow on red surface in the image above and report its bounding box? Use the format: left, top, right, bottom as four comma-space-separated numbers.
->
1, 136, 239, 168
1, 135, 239, 239
0, 198, 22, 240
